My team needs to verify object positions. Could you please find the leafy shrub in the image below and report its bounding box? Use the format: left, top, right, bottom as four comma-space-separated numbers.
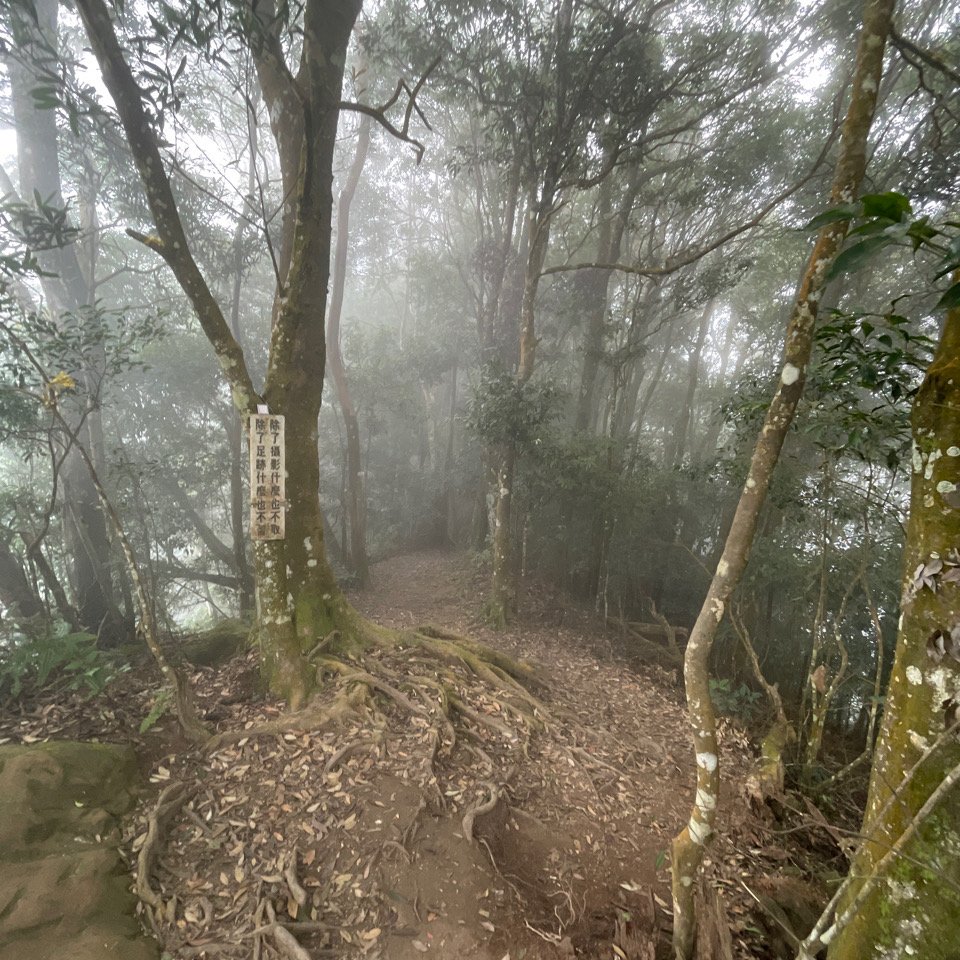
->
709, 677, 762, 720
0, 620, 124, 699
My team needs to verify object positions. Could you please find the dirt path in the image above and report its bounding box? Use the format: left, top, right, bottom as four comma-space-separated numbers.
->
350, 550, 699, 945
0, 549, 763, 960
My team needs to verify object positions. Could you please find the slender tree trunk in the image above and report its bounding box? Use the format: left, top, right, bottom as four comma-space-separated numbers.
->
22, 538, 79, 629
575, 169, 643, 432
825, 283, 960, 959
224, 95, 259, 619
327, 101, 372, 586
226, 413, 254, 617
488, 200, 551, 625
696, 310, 739, 462
669, 3, 895, 955
667, 300, 713, 468
575, 177, 615, 433
630, 335, 668, 438
443, 361, 459, 543
4, 0, 125, 644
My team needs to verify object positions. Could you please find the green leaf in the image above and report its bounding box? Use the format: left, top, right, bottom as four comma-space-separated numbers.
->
935, 282, 960, 312
848, 219, 890, 238
826, 235, 892, 281
803, 204, 857, 230
907, 217, 937, 251
861, 191, 911, 222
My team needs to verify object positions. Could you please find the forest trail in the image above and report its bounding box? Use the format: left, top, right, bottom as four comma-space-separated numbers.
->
346, 549, 735, 956
0, 551, 766, 960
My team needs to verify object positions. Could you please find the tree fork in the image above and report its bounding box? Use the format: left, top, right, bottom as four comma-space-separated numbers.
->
668, 2, 895, 956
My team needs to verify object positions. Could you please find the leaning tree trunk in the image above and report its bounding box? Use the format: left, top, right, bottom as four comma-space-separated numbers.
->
668, 2, 895, 956
825, 286, 960, 959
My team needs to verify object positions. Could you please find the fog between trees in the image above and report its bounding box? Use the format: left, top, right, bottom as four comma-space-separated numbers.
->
0, 0, 959, 957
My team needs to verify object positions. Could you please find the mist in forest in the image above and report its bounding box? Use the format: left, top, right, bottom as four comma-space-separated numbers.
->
2, 0, 946, 712
0, 0, 959, 956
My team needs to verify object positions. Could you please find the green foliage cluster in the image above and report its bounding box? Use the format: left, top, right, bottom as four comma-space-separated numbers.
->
464, 368, 561, 447
0, 620, 124, 700
709, 677, 763, 720
808, 190, 960, 308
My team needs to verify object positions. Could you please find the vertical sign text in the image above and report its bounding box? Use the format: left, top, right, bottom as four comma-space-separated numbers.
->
250, 414, 285, 540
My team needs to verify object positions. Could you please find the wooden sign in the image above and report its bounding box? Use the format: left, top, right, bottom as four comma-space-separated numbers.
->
250, 413, 285, 540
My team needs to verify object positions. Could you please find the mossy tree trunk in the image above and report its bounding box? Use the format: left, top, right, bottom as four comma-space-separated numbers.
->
75, 0, 363, 707
668, 2, 895, 956
826, 291, 960, 960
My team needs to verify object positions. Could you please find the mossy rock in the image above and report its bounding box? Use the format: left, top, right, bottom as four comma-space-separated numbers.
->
0, 742, 159, 960
180, 618, 250, 666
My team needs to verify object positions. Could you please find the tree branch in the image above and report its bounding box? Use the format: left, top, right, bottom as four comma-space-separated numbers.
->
891, 26, 960, 87
73, 0, 259, 414
543, 121, 839, 280
339, 56, 441, 163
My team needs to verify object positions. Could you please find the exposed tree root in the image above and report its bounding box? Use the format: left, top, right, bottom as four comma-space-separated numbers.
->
412, 623, 539, 681
462, 781, 501, 843
283, 847, 308, 908
137, 781, 196, 913
323, 735, 381, 775
205, 684, 371, 752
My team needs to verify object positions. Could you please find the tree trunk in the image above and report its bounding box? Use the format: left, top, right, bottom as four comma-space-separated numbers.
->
0, 539, 45, 623
5, 0, 125, 644
75, 0, 364, 707
488, 198, 552, 625
575, 168, 643, 433
667, 300, 713, 468
826, 285, 960, 959
488, 442, 517, 627
224, 99, 259, 619
328, 106, 372, 587
668, 2, 895, 955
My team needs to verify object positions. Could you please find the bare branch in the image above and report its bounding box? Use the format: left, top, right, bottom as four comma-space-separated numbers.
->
339, 56, 441, 163
891, 26, 960, 87
543, 120, 839, 280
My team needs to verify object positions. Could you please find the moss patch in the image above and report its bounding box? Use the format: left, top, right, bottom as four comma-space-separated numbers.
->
179, 618, 250, 666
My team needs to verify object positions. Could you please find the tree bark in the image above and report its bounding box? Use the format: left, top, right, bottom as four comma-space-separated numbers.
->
74, 0, 363, 707
668, 2, 895, 955
826, 282, 960, 959
0, 538, 45, 623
